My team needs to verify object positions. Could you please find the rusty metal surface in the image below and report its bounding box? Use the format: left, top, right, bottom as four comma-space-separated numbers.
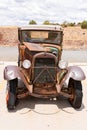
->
23, 42, 61, 52
23, 42, 46, 51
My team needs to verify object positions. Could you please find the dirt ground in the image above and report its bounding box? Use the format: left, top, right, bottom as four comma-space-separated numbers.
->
0, 62, 87, 130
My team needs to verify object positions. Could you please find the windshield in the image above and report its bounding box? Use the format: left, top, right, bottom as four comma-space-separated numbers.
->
21, 30, 62, 45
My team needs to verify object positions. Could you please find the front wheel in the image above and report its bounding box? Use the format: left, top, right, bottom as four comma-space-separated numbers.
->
6, 78, 18, 110
68, 79, 83, 109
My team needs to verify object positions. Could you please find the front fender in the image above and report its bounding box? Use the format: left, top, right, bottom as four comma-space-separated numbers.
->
4, 65, 20, 80
63, 66, 86, 87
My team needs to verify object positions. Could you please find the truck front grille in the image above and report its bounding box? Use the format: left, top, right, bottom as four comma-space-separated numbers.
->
33, 58, 57, 84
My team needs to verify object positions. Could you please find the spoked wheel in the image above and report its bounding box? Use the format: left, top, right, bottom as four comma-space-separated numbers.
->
68, 78, 83, 109
6, 78, 18, 110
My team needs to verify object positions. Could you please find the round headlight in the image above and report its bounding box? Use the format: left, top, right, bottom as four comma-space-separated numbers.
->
22, 60, 31, 69
59, 60, 68, 69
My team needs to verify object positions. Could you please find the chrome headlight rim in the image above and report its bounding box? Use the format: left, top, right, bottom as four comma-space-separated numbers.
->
22, 59, 31, 69
59, 60, 68, 69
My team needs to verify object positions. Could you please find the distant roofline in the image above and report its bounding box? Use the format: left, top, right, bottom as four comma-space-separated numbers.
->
19, 25, 63, 31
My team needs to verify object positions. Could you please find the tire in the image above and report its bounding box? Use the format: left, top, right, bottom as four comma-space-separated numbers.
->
68, 79, 83, 109
6, 78, 18, 110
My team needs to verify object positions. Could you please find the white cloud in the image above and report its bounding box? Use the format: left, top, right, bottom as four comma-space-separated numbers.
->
0, 0, 87, 26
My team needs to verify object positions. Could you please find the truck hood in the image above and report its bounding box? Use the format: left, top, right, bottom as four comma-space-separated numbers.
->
23, 42, 60, 53
23, 42, 47, 51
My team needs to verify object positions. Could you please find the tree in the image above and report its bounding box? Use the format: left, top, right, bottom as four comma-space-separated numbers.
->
43, 20, 50, 25
81, 20, 87, 29
68, 22, 75, 27
76, 22, 81, 26
61, 21, 68, 27
29, 20, 37, 24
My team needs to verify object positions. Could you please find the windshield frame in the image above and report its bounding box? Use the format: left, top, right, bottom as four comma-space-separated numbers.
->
20, 30, 63, 45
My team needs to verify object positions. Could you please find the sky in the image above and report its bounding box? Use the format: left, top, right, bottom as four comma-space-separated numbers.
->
0, 0, 87, 26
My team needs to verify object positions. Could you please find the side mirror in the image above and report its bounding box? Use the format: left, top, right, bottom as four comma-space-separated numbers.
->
59, 60, 68, 69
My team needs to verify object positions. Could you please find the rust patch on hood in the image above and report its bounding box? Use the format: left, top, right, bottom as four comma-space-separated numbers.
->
23, 42, 47, 51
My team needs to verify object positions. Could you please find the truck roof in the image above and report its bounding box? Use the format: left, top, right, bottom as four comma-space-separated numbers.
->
19, 25, 63, 31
